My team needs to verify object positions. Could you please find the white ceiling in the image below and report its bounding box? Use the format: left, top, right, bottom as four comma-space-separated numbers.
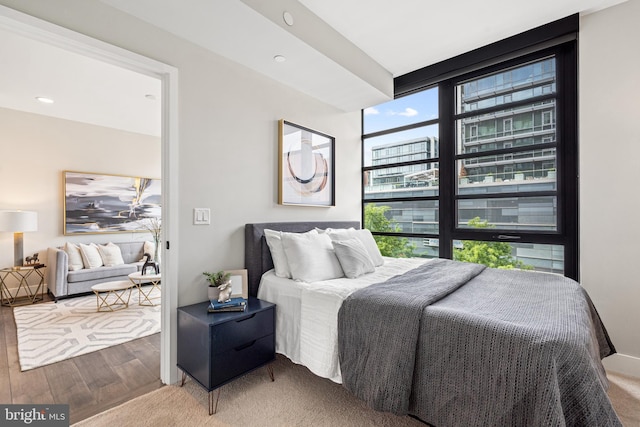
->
0, 25, 162, 137
0, 0, 627, 134
299, 0, 627, 77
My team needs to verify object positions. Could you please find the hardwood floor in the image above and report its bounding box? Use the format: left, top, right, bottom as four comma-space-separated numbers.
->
0, 294, 163, 424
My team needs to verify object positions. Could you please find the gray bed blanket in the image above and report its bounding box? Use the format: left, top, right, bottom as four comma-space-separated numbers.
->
338, 259, 620, 426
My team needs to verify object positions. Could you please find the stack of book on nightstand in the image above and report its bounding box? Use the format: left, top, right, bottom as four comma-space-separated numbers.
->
208, 297, 247, 313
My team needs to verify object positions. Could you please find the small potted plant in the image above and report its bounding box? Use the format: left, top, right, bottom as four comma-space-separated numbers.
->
203, 270, 231, 301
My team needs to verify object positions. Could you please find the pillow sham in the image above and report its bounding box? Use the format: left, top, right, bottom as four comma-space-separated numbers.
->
332, 238, 375, 279
315, 227, 356, 234
264, 229, 318, 278
325, 228, 384, 267
97, 242, 125, 267
79, 243, 103, 269
264, 229, 291, 278
64, 242, 84, 271
281, 231, 344, 282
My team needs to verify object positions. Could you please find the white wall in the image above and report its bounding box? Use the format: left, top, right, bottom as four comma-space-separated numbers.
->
0, 0, 362, 308
0, 107, 160, 271
580, 0, 640, 377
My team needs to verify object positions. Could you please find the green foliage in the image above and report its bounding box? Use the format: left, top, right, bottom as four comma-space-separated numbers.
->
203, 271, 231, 287
453, 217, 533, 270
364, 204, 416, 258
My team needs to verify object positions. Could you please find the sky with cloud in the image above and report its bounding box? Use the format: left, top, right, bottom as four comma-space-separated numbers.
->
363, 88, 439, 165
363, 87, 438, 134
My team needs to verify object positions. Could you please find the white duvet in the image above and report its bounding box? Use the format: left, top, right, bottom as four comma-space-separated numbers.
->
257, 257, 429, 383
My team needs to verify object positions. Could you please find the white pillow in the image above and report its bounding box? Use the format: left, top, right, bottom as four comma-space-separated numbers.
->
325, 228, 384, 267
264, 229, 291, 278
141, 241, 158, 262
264, 229, 318, 278
315, 227, 356, 234
79, 243, 103, 269
332, 238, 375, 279
97, 242, 125, 267
281, 232, 344, 282
64, 242, 84, 271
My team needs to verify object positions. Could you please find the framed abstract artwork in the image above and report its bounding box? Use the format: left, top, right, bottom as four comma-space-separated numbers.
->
278, 120, 335, 207
63, 171, 161, 235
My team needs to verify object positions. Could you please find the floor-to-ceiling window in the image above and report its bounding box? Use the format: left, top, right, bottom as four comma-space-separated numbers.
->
362, 15, 578, 279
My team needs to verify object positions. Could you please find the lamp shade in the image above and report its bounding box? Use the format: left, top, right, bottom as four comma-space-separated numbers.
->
0, 210, 38, 232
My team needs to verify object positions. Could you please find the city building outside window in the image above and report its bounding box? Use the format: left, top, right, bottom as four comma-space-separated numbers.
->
362, 17, 578, 278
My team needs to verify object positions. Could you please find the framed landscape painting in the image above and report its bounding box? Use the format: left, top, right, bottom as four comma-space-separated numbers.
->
278, 120, 335, 207
63, 171, 161, 235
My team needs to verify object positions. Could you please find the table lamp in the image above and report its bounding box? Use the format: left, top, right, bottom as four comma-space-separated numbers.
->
0, 210, 38, 267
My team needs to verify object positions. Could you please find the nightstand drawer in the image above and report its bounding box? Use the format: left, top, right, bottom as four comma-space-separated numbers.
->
211, 307, 274, 354
211, 333, 275, 387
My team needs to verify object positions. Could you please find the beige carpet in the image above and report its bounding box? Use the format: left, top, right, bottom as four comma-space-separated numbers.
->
73, 354, 639, 427
608, 371, 640, 426
14, 286, 160, 371
73, 354, 424, 427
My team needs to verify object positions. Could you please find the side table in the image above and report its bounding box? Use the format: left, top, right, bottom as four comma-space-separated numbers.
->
177, 298, 276, 415
91, 280, 135, 312
128, 272, 161, 306
0, 265, 46, 306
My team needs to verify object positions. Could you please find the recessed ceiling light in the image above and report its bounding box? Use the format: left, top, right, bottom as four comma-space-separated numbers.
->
283, 11, 294, 26
274, 55, 287, 63
35, 97, 54, 104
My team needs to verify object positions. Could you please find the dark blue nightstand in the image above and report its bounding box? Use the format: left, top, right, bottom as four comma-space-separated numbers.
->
177, 297, 276, 414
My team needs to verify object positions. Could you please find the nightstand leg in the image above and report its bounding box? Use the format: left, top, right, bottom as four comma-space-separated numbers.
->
180, 370, 186, 387
209, 388, 221, 415
267, 364, 274, 381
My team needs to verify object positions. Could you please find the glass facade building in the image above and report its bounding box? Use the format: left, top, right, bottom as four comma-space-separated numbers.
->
364, 56, 569, 275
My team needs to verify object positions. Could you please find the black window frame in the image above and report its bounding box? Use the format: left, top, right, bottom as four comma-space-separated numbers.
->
362, 14, 578, 280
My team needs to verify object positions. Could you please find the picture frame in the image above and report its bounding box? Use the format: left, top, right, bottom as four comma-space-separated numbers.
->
224, 269, 249, 299
63, 170, 161, 235
278, 119, 335, 207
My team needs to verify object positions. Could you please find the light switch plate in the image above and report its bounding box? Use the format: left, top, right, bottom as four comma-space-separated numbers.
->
193, 208, 210, 225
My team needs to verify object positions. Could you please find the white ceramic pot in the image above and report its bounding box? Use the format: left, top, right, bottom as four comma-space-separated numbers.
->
207, 286, 220, 301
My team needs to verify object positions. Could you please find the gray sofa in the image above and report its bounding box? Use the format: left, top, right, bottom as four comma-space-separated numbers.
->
47, 241, 147, 299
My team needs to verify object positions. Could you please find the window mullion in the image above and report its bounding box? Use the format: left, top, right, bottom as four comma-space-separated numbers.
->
439, 81, 454, 260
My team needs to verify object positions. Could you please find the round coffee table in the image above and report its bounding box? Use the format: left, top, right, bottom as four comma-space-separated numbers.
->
128, 272, 161, 306
91, 280, 134, 312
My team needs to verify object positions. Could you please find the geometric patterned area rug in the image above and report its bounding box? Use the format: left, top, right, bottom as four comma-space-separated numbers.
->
13, 286, 160, 371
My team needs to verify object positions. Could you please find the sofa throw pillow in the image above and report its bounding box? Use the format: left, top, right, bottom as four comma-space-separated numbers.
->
97, 242, 125, 267
64, 242, 84, 271
281, 232, 344, 282
142, 241, 158, 262
325, 228, 384, 267
332, 238, 376, 279
79, 243, 103, 269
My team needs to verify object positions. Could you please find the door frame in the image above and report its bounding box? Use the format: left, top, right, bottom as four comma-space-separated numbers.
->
0, 5, 180, 384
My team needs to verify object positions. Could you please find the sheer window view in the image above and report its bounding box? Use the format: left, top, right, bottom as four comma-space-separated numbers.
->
363, 56, 567, 275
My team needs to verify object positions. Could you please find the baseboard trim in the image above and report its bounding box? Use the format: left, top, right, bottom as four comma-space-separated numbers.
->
603, 353, 640, 378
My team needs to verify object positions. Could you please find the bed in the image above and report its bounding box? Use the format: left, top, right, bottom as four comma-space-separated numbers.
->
245, 221, 621, 426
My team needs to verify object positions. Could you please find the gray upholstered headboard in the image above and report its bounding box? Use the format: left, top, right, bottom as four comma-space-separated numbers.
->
244, 221, 360, 296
